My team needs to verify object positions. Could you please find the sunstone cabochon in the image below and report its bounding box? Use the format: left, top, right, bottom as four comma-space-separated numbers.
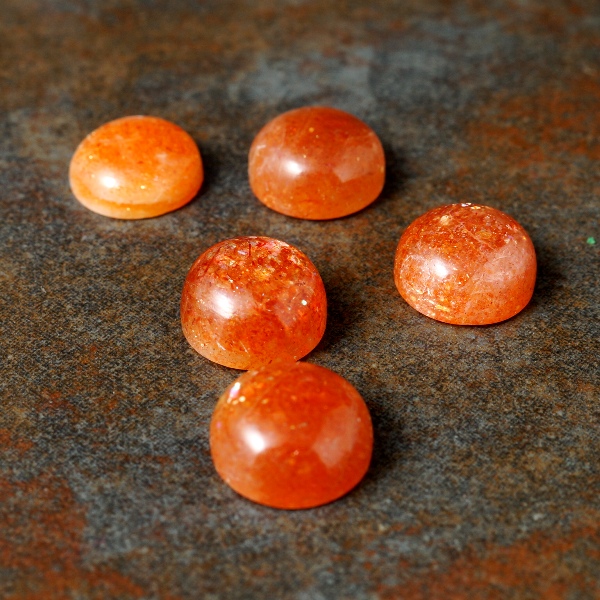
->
69, 115, 203, 219
394, 203, 537, 325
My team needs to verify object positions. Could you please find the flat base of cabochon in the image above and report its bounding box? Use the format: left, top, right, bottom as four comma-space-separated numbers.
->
394, 203, 537, 325
69, 115, 203, 219
210, 362, 373, 509
69, 181, 199, 219
180, 237, 327, 370
248, 107, 385, 220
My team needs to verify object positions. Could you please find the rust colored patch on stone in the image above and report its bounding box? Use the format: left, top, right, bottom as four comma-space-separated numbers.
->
378, 518, 600, 600
0, 429, 33, 454
466, 75, 600, 173
0, 474, 146, 599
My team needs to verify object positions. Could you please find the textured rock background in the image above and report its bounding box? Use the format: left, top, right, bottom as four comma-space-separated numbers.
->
1, 1, 599, 598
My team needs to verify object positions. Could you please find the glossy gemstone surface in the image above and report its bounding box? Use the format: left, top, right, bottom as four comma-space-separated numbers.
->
394, 203, 537, 325
69, 115, 203, 219
248, 106, 385, 220
181, 236, 327, 370
210, 361, 373, 509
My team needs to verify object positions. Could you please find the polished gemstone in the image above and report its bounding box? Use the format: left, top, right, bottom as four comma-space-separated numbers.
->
181, 236, 327, 370
394, 203, 537, 325
69, 115, 203, 219
210, 361, 373, 509
248, 106, 385, 220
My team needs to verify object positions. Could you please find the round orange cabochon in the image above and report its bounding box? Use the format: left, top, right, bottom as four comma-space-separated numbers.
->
210, 361, 373, 509
69, 115, 203, 219
394, 203, 537, 325
249, 107, 385, 220
181, 236, 327, 370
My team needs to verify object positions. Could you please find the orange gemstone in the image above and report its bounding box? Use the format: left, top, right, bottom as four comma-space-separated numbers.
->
248, 106, 385, 220
181, 236, 327, 370
69, 116, 203, 219
394, 204, 537, 325
210, 361, 373, 509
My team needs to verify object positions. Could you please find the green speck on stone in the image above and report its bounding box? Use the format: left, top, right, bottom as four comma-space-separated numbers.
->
587, 237, 596, 245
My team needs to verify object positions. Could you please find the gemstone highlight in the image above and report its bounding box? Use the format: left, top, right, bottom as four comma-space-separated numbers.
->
249, 106, 385, 220
210, 361, 373, 509
394, 203, 537, 325
69, 115, 203, 219
181, 236, 327, 370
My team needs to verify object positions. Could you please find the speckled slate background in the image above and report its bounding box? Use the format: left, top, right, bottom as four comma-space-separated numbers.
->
1, 1, 599, 598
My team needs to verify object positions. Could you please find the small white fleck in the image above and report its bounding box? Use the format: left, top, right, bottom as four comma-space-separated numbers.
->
301, 299, 308, 306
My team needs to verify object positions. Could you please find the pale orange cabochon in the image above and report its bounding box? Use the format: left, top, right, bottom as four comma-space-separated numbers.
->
69, 115, 203, 219
210, 361, 373, 509
249, 106, 385, 220
394, 203, 537, 325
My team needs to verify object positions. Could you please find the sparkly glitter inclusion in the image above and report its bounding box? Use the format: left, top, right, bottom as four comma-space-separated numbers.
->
69, 116, 203, 219
181, 236, 327, 369
394, 203, 537, 325
210, 361, 373, 509
249, 107, 385, 220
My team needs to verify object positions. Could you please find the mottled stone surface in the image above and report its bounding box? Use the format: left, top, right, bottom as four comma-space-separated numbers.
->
0, 1, 599, 599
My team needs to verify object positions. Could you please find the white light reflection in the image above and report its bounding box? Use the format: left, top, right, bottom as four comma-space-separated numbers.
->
100, 174, 120, 189
244, 427, 267, 454
212, 290, 236, 319
284, 159, 304, 176
433, 260, 449, 279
